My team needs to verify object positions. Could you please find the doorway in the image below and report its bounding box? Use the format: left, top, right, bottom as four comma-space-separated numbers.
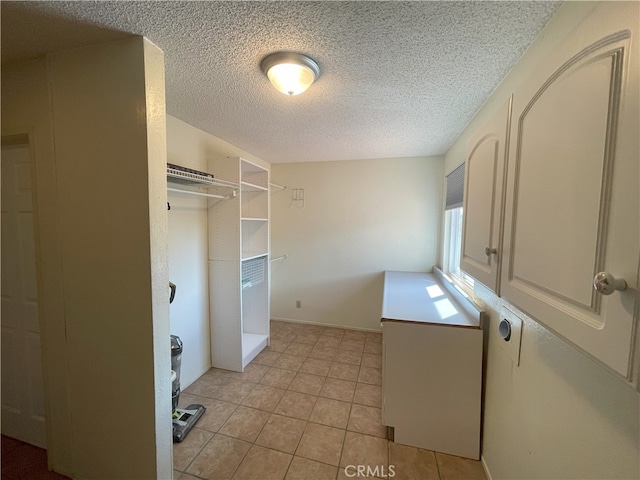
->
1, 139, 46, 447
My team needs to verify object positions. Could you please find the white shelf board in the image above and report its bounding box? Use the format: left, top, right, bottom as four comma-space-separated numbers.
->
242, 217, 268, 222
242, 332, 268, 367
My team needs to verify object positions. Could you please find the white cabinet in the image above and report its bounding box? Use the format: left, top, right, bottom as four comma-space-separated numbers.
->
462, 3, 639, 382
381, 271, 485, 460
461, 98, 511, 292
208, 157, 270, 372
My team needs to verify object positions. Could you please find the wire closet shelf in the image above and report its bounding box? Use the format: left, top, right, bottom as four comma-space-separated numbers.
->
167, 165, 239, 200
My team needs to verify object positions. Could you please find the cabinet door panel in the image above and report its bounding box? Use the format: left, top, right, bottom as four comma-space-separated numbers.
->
502, 5, 639, 381
461, 98, 510, 291
511, 49, 612, 306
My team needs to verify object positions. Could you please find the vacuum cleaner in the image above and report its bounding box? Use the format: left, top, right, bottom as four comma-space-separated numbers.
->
170, 282, 206, 442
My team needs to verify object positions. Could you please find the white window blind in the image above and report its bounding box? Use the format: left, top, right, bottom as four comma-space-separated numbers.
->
445, 163, 465, 210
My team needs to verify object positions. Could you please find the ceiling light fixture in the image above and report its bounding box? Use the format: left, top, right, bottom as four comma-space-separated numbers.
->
261, 52, 320, 96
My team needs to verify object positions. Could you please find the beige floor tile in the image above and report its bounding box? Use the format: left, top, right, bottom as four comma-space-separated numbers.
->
233, 445, 292, 480
361, 353, 382, 369
309, 397, 352, 429
347, 404, 387, 438
343, 330, 367, 342
315, 336, 342, 349
212, 379, 256, 404
340, 432, 388, 469
299, 358, 332, 376
295, 332, 322, 345
300, 324, 326, 335
241, 383, 286, 412
309, 345, 339, 361
366, 333, 382, 344
177, 392, 202, 409
275, 391, 318, 420
353, 383, 382, 408
339, 339, 365, 353
328, 362, 360, 382
267, 339, 292, 353
255, 414, 307, 454
363, 342, 382, 354
389, 443, 439, 480
207, 368, 236, 379
184, 374, 225, 398
271, 320, 293, 329
334, 349, 362, 366
181, 395, 238, 433
319, 378, 356, 402
172, 427, 213, 471
289, 372, 325, 395
186, 434, 251, 479
285, 456, 339, 480
252, 350, 282, 367
260, 367, 297, 389
357, 366, 382, 386
284, 342, 314, 357
274, 353, 306, 371
218, 406, 271, 442
436, 452, 487, 480
322, 327, 346, 338
177, 473, 202, 480
229, 363, 270, 383
296, 423, 346, 467
272, 330, 299, 342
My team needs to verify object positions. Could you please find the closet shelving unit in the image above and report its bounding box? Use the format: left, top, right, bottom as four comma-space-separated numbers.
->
207, 157, 270, 372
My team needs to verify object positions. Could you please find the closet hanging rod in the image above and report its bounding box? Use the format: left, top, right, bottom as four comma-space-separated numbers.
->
270, 254, 288, 263
167, 187, 231, 200
269, 182, 287, 190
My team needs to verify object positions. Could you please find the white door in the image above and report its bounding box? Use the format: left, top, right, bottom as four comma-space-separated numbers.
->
1, 141, 47, 447
500, 3, 639, 380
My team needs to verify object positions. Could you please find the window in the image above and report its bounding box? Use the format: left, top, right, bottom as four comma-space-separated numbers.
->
444, 207, 474, 289
443, 164, 474, 291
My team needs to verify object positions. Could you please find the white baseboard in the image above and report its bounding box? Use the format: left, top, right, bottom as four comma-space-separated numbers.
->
481, 455, 492, 480
270, 316, 381, 333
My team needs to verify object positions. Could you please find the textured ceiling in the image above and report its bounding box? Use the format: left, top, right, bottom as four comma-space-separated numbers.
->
1, 1, 560, 164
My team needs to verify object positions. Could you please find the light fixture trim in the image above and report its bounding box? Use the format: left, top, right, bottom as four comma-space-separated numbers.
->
261, 51, 320, 96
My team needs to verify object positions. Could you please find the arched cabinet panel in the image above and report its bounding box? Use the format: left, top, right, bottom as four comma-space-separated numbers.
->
461, 98, 511, 292
501, 19, 638, 381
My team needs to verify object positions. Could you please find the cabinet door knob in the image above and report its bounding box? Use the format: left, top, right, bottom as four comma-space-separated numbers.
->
593, 272, 627, 295
484, 247, 498, 256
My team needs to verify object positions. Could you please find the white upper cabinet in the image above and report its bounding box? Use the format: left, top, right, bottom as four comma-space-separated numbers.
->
500, 3, 639, 381
461, 98, 511, 292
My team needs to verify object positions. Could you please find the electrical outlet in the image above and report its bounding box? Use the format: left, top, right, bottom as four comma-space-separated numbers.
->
296, 300, 302, 308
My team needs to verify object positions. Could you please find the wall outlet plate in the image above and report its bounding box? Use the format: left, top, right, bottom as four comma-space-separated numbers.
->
498, 305, 524, 366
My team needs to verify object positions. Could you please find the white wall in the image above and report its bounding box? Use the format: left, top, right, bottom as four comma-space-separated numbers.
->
2, 37, 173, 479
443, 2, 640, 478
166, 115, 270, 385
271, 156, 443, 331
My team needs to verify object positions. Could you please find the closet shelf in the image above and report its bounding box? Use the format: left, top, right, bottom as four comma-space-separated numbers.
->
242, 217, 268, 222
167, 165, 239, 189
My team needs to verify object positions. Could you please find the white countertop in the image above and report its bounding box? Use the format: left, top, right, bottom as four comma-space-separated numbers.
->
381, 271, 480, 328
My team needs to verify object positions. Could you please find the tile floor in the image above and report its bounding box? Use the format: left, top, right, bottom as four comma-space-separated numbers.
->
174, 320, 487, 480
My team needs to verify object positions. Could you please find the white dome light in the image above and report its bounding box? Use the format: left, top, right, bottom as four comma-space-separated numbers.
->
261, 52, 320, 96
